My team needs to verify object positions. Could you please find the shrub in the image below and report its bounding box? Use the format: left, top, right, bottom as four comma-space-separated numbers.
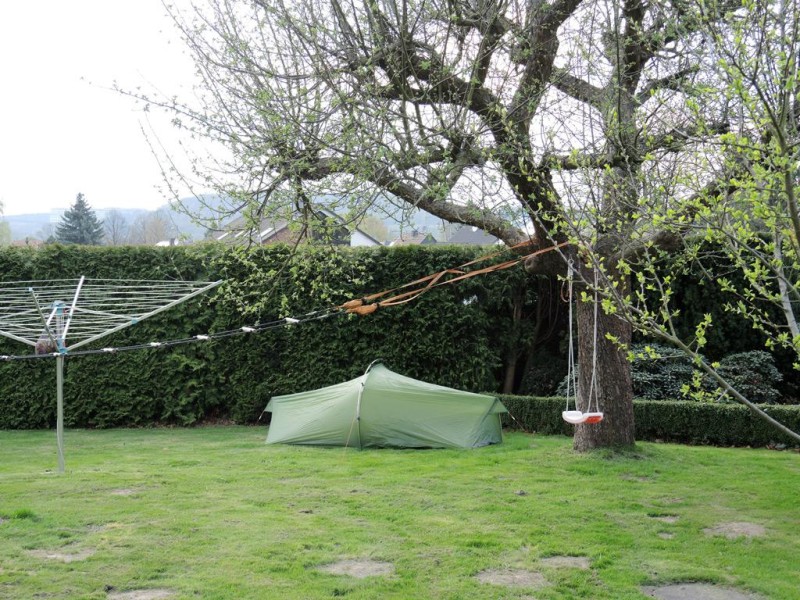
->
0, 244, 534, 428
555, 343, 702, 400
711, 351, 783, 404
629, 343, 701, 400
518, 348, 567, 397
554, 343, 785, 404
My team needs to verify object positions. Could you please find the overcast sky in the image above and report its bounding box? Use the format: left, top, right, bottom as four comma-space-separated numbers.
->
0, 1, 202, 217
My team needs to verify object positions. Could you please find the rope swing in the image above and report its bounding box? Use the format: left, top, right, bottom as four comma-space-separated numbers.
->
562, 261, 604, 425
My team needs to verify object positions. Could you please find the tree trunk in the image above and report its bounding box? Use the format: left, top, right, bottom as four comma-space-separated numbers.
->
573, 274, 635, 451
501, 286, 525, 394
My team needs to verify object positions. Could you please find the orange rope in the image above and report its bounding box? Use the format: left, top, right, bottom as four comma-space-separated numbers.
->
341, 241, 569, 315
346, 238, 539, 307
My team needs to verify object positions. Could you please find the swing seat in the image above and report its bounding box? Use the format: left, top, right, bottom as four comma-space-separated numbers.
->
562, 410, 604, 425
584, 412, 604, 424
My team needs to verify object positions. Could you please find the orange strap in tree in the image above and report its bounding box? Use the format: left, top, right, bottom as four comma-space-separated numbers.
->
340, 241, 569, 315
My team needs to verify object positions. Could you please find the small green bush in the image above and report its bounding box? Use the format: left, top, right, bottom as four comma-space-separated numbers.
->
554, 343, 785, 403
629, 343, 700, 400
712, 350, 782, 404
555, 343, 701, 400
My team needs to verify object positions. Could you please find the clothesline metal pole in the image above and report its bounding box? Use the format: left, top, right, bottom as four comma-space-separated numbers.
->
56, 354, 65, 473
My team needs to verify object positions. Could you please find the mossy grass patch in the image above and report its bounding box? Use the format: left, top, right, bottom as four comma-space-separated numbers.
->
0, 428, 797, 598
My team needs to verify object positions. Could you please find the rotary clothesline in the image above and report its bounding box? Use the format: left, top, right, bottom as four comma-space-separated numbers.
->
0, 278, 223, 352
0, 277, 224, 473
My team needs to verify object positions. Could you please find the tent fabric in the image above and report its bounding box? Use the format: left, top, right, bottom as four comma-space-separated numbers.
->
265, 363, 507, 449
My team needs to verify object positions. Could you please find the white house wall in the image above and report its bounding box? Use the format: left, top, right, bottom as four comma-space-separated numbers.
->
350, 231, 380, 247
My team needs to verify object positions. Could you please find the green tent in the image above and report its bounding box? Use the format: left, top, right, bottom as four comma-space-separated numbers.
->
265, 362, 507, 448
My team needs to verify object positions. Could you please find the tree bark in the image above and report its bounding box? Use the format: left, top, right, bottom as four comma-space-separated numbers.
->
501, 286, 525, 394
573, 269, 635, 450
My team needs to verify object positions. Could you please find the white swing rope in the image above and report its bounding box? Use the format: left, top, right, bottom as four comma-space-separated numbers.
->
587, 267, 601, 415
563, 261, 603, 425
565, 261, 577, 411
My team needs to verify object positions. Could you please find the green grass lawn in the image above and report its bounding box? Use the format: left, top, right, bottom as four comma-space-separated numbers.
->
0, 428, 798, 599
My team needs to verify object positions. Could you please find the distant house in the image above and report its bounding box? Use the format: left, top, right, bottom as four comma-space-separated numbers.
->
213, 208, 381, 247
155, 238, 184, 247
388, 230, 438, 246
10, 237, 44, 248
440, 224, 500, 246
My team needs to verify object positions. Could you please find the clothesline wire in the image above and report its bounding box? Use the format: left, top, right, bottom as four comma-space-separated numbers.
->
0, 308, 341, 362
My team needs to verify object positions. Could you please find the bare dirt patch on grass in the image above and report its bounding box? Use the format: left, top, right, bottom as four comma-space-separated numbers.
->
540, 556, 590, 569
621, 473, 653, 482
475, 569, 547, 589
317, 559, 394, 578
703, 522, 766, 539
642, 583, 764, 599
107, 590, 174, 600
28, 548, 95, 563
651, 515, 680, 524
109, 489, 138, 496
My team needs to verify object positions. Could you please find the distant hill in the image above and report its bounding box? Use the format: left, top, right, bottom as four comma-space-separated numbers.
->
1, 213, 54, 240
156, 194, 224, 241
1, 198, 215, 243
0, 193, 446, 244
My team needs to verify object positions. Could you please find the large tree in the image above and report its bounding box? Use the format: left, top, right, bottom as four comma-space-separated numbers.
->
134, 0, 759, 449
128, 210, 176, 245
596, 0, 800, 441
104, 209, 131, 246
55, 193, 104, 245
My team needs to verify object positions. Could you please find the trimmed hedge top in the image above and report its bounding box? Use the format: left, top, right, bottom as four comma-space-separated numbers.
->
499, 395, 800, 448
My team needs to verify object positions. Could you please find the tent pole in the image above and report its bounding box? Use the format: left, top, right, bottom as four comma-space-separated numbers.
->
355, 381, 365, 450
56, 354, 65, 473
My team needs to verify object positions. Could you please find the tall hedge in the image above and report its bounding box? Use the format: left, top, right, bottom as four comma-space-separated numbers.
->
0, 243, 532, 428
2, 243, 797, 442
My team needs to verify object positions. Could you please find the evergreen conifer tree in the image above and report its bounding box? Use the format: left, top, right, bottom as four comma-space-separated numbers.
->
55, 193, 104, 245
